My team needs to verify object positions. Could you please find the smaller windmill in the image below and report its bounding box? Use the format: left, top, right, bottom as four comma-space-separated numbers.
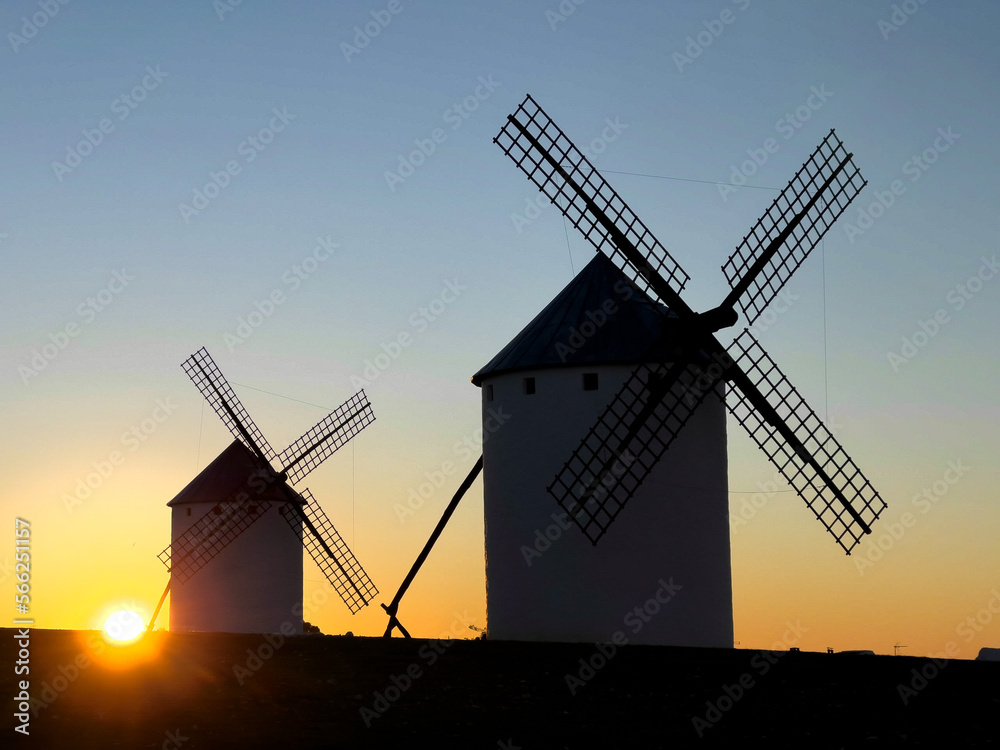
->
149, 348, 378, 634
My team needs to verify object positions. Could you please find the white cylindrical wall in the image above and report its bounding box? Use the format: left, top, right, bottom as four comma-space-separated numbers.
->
482, 364, 732, 647
169, 501, 303, 634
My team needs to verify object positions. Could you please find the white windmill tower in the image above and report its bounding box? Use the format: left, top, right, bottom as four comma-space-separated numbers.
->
472, 95, 887, 646
379, 255, 728, 644
150, 348, 378, 634
472, 252, 732, 646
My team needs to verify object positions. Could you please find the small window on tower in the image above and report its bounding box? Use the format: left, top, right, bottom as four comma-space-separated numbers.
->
186, 507, 191, 517
486, 384, 494, 402
524, 376, 536, 395
583, 372, 599, 391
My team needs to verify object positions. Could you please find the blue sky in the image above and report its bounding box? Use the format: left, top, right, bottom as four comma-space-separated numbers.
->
2, 1, 999, 655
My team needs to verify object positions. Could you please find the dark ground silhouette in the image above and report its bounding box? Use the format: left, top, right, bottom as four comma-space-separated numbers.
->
6, 629, 997, 748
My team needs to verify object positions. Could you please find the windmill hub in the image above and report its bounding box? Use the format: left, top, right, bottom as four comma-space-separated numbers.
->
695, 305, 740, 334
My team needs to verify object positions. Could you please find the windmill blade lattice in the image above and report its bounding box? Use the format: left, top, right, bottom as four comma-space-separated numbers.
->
281, 489, 378, 613
159, 494, 272, 584
495, 94, 691, 308
721, 130, 867, 326
549, 358, 725, 544
726, 330, 886, 554
182, 347, 277, 463
278, 390, 374, 485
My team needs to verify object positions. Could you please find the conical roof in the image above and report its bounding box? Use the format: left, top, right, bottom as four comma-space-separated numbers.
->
167, 439, 301, 506
471, 253, 675, 385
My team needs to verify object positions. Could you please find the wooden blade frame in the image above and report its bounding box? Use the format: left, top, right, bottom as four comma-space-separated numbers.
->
277, 391, 374, 485
548, 357, 723, 545
495, 94, 691, 309
158, 490, 273, 584
725, 331, 886, 554
721, 130, 867, 326
280, 489, 378, 614
183, 347, 277, 463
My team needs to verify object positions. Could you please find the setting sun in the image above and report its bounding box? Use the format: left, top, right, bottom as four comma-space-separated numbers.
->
103, 609, 146, 645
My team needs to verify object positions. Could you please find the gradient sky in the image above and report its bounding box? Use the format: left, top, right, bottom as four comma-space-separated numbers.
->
2, 1, 998, 658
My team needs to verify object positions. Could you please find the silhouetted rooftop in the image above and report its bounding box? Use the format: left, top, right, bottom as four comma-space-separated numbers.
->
167, 440, 300, 506
472, 253, 676, 385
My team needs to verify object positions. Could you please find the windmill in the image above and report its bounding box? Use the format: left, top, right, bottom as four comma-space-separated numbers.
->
470, 94, 887, 644
149, 347, 378, 634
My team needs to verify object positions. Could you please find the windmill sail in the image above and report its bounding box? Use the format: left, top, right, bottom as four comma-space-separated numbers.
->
277, 390, 374, 484
182, 347, 277, 463
548, 359, 723, 544
720, 130, 866, 325
160, 496, 272, 583
495, 94, 691, 310
726, 331, 886, 554
280, 490, 378, 613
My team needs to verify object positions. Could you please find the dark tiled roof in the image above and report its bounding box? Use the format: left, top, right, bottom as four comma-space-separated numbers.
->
167, 439, 300, 506
471, 253, 675, 385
